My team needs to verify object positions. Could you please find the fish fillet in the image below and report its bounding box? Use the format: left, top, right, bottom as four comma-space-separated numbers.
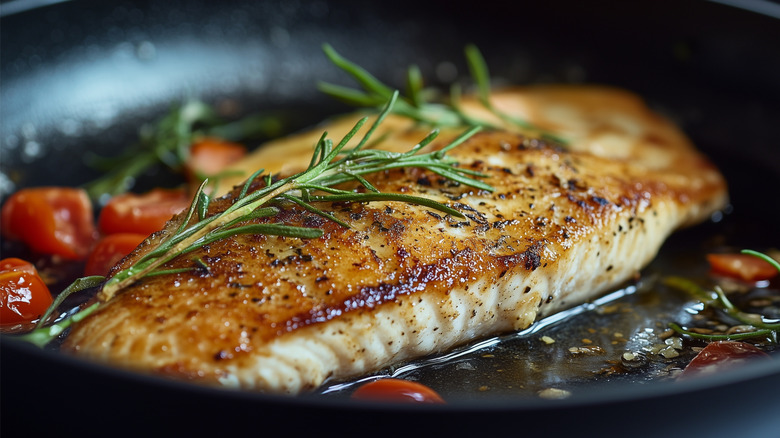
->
62, 86, 728, 394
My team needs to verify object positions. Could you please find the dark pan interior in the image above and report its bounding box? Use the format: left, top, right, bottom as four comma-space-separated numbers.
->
2, 1, 779, 436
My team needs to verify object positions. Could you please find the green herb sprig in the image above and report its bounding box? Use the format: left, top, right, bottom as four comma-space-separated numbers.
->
663, 250, 780, 342
20, 91, 492, 347
318, 44, 566, 144
82, 101, 285, 201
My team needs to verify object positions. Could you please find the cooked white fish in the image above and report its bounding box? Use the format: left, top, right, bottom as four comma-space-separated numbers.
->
63, 86, 728, 394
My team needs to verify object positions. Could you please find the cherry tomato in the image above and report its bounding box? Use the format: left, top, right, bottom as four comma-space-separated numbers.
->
98, 187, 190, 236
0, 258, 53, 327
185, 137, 247, 181
1, 187, 98, 260
351, 378, 445, 404
706, 253, 778, 282
680, 341, 770, 379
84, 233, 148, 277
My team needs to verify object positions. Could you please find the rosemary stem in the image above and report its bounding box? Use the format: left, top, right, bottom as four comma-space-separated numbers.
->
98, 179, 301, 301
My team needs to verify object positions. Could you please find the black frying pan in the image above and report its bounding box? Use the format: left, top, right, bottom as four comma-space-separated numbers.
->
2, 1, 780, 436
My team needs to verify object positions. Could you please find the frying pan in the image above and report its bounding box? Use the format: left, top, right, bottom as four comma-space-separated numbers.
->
2, 0, 779, 436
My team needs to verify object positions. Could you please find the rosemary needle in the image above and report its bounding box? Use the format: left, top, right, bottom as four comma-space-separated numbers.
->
663, 251, 780, 342
82, 101, 285, 202
20, 91, 493, 347
318, 43, 567, 144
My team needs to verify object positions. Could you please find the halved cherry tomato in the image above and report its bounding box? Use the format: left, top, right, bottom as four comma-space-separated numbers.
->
351, 378, 446, 404
185, 137, 247, 181
0, 258, 53, 327
97, 187, 191, 236
1, 187, 98, 260
706, 253, 778, 282
680, 341, 770, 379
84, 233, 148, 277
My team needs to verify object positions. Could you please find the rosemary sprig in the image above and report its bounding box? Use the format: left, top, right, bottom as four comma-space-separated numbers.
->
663, 250, 780, 342
318, 44, 566, 144
743, 249, 780, 272
82, 100, 285, 202
19, 91, 492, 347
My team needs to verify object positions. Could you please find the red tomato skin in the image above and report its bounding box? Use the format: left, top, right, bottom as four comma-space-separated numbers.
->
0, 258, 38, 276
706, 253, 778, 282
681, 341, 770, 379
351, 379, 446, 404
185, 137, 247, 181
84, 233, 148, 277
98, 188, 190, 236
0, 258, 53, 326
1, 187, 98, 260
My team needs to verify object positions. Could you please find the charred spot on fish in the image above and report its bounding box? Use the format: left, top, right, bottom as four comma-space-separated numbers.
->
492, 220, 511, 230
474, 223, 491, 233
372, 221, 390, 233
214, 350, 232, 361
524, 286, 531, 294
350, 212, 364, 220
567, 193, 588, 209
568, 179, 587, 190
303, 214, 327, 228
453, 202, 481, 215
444, 192, 468, 201
522, 244, 544, 271
465, 213, 488, 225
500, 243, 544, 271
591, 196, 610, 206
416, 175, 432, 186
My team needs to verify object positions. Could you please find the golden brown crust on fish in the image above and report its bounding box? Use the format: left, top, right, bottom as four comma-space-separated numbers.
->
62, 86, 728, 393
